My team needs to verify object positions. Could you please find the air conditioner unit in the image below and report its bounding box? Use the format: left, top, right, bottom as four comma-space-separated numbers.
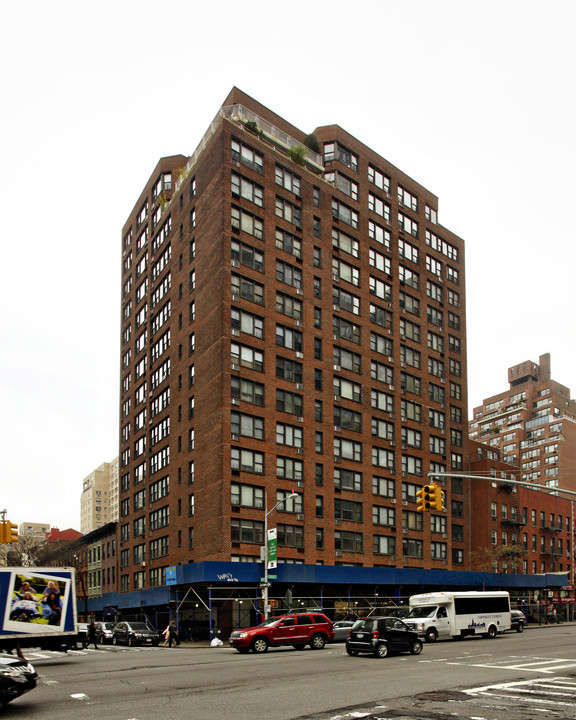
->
334, 455, 341, 463
231, 398, 240, 405
297, 481, 304, 488
231, 294, 240, 301
231, 328, 240, 336
296, 448, 303, 455
390, 498, 396, 504
389, 385, 395, 391
333, 304, 340, 311
295, 320, 302, 327
296, 383, 303, 390
297, 514, 304, 521
388, 357, 394, 363
295, 288, 303, 296
334, 394, 341, 401
296, 352, 303, 358
332, 275, 340, 282
443, 533, 448, 539
335, 519, 341, 525
333, 364, 341, 371
335, 550, 342, 557
297, 416, 303, 422
231, 260, 240, 268
334, 425, 341, 432
231, 363, 240, 371
402, 501, 408, 506
231, 433, 239, 441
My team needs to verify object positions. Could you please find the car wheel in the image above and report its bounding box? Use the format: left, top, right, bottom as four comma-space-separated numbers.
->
112, 635, 118, 646
425, 628, 437, 643
375, 643, 389, 658
236, 648, 250, 654
516, 623, 524, 633
252, 637, 269, 653
346, 646, 359, 656
485, 625, 498, 639
310, 633, 326, 650
292, 644, 306, 650
410, 640, 423, 655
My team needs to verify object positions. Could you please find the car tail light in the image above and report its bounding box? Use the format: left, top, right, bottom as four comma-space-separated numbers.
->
372, 630, 380, 639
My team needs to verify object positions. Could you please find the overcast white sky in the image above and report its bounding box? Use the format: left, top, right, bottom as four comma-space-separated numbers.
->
1, 1, 575, 530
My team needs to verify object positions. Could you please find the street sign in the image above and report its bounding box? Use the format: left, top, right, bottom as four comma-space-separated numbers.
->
165, 567, 177, 586
267, 528, 277, 569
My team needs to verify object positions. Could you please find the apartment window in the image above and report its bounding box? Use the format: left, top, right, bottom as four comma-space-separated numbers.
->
276, 291, 302, 321
333, 316, 361, 344
370, 388, 393, 411
369, 192, 390, 222
332, 228, 359, 257
400, 345, 421, 369
399, 265, 419, 289
231, 377, 265, 406
231, 342, 264, 372
276, 259, 302, 289
276, 389, 303, 416
374, 535, 396, 556
368, 220, 391, 250
231, 519, 264, 544
334, 437, 362, 462
372, 447, 395, 470
231, 308, 264, 338
276, 228, 302, 259
335, 498, 362, 522
370, 331, 393, 357
368, 164, 390, 192
231, 137, 264, 173
334, 406, 362, 431
231, 412, 265, 440
231, 205, 263, 239
315, 399, 323, 422
399, 238, 419, 264
429, 383, 445, 405
277, 456, 303, 481
276, 324, 303, 351
431, 542, 447, 560
231, 447, 264, 474
278, 524, 304, 548
334, 530, 363, 553
325, 171, 358, 200
372, 418, 394, 441
149, 505, 169, 531
275, 164, 301, 196
333, 286, 360, 315
231, 240, 264, 272
402, 427, 422, 449
276, 196, 302, 228
231, 482, 264, 509
276, 356, 303, 383
403, 539, 424, 558
401, 455, 423, 476
332, 198, 359, 228
403, 511, 423, 531
335, 468, 362, 492
276, 423, 303, 448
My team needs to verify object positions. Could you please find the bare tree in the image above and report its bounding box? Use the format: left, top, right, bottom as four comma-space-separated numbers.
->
469, 544, 526, 574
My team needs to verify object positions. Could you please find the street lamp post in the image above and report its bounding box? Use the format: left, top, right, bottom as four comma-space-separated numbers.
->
263, 491, 297, 619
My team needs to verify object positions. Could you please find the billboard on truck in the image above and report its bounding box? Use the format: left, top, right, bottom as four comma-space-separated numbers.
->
0, 568, 77, 641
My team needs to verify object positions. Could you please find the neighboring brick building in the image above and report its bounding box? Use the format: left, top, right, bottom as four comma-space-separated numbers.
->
117, 87, 469, 597
470, 353, 576, 495
468, 440, 574, 583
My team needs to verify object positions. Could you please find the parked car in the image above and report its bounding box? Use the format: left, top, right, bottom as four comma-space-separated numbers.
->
112, 621, 160, 647
0, 652, 37, 709
510, 610, 526, 633
76, 622, 89, 646
346, 616, 423, 658
94, 621, 115, 644
331, 620, 357, 642
229, 612, 334, 653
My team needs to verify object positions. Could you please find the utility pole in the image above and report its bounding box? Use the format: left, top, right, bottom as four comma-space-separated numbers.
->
262, 491, 297, 619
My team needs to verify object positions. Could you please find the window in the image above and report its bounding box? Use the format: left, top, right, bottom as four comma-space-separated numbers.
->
398, 185, 418, 211
334, 437, 362, 462
335, 498, 362, 522
334, 406, 362, 431
276, 196, 302, 228
401, 427, 422, 449
399, 265, 419, 289
335, 468, 362, 492
334, 530, 363, 553
374, 535, 396, 556
231, 447, 264, 474
402, 455, 423, 476
276, 423, 303, 448
278, 524, 304, 548
332, 258, 360, 285
277, 456, 303, 481
333, 316, 361, 344
398, 211, 418, 237
276, 260, 302, 289
324, 141, 358, 171
370, 331, 393, 357
369, 248, 392, 276
276, 291, 302, 320
372, 446, 395, 470
149, 505, 169, 531
399, 291, 420, 316
371, 360, 393, 385
332, 198, 359, 228
231, 308, 264, 338
369, 220, 391, 250
276, 356, 303, 383
231, 412, 265, 440
231, 137, 264, 173
276, 324, 303, 351
426, 229, 459, 261
231, 518, 264, 544
372, 475, 395, 498
231, 377, 265, 406
370, 275, 392, 301
399, 238, 419, 264
368, 165, 390, 193
332, 228, 359, 257
333, 286, 360, 314
231, 274, 264, 305
372, 417, 394, 441
231, 205, 263, 239
231, 483, 264, 508
276, 389, 303, 416
231, 240, 264, 272
276, 228, 302, 259
403, 511, 423, 531
400, 345, 421, 369
230, 345, 264, 375
334, 376, 362, 402
275, 164, 301, 196
325, 171, 358, 200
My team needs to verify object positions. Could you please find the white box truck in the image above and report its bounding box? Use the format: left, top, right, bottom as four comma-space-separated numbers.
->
404, 591, 511, 642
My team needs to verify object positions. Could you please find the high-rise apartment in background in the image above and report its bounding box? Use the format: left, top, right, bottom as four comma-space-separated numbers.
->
80, 458, 120, 533
118, 87, 468, 594
470, 353, 576, 495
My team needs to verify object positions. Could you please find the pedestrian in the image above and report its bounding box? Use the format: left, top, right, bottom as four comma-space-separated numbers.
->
162, 624, 170, 646
168, 620, 180, 648
84, 622, 98, 650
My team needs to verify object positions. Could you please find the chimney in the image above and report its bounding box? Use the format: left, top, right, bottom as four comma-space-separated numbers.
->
539, 353, 551, 382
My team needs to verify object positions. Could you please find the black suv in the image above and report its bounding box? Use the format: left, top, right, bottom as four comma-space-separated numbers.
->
112, 621, 160, 646
346, 616, 423, 658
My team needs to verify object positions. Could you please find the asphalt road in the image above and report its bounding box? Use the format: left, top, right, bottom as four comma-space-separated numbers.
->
7, 625, 576, 720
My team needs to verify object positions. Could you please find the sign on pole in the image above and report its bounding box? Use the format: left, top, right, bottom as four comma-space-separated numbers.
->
165, 567, 177, 586
267, 528, 277, 569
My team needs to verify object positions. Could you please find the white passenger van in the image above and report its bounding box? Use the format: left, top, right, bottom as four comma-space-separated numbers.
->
404, 591, 511, 642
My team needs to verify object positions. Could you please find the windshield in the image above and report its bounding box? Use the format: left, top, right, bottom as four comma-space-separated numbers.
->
129, 623, 152, 631
407, 605, 438, 619
257, 618, 281, 627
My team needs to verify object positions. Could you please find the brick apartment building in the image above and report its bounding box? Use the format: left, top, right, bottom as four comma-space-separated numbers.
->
470, 353, 576, 495
118, 86, 469, 594
107, 88, 566, 626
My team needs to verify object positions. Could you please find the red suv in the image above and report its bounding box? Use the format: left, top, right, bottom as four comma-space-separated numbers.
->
229, 612, 334, 653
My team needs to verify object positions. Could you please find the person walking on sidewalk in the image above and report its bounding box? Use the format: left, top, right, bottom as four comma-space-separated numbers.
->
168, 620, 180, 648
84, 622, 98, 650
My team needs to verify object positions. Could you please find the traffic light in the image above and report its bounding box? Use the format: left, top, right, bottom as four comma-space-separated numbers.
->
428, 484, 445, 512
6, 522, 18, 543
416, 485, 431, 513
0, 521, 18, 544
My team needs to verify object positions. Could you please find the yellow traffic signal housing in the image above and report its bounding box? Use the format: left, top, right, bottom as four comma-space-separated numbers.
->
0, 522, 5, 543
428, 484, 445, 512
7, 522, 18, 543
416, 486, 425, 512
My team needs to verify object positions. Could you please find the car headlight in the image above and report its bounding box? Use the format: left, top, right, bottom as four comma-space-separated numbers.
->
237, 632, 248, 638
